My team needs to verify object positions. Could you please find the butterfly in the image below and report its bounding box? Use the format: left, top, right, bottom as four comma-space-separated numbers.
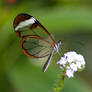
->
13, 13, 61, 72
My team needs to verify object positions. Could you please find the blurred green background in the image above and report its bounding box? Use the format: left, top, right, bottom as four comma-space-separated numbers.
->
0, 0, 92, 92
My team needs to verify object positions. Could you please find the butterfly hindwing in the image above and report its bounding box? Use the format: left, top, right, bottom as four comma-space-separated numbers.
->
20, 35, 53, 58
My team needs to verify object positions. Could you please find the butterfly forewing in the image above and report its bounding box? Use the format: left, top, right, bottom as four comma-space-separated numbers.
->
13, 13, 55, 45
21, 35, 53, 58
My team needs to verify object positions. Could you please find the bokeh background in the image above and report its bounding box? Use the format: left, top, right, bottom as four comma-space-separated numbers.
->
0, 0, 92, 92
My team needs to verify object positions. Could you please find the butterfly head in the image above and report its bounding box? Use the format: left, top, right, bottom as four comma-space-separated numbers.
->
54, 40, 62, 53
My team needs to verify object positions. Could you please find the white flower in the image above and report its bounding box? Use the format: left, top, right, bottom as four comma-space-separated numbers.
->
76, 61, 81, 69
66, 66, 71, 70
57, 57, 67, 65
70, 63, 77, 72
77, 54, 85, 65
66, 69, 74, 78
57, 51, 86, 78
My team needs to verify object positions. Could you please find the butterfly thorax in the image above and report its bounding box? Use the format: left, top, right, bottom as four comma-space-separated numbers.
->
54, 40, 62, 53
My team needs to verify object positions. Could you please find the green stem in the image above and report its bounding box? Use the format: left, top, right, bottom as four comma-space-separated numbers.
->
53, 72, 65, 92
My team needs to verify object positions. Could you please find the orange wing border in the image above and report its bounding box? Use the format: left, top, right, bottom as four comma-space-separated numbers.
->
20, 35, 55, 58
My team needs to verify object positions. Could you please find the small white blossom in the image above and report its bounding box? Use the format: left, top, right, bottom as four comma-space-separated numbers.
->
57, 57, 67, 65
77, 54, 85, 65
76, 61, 81, 69
57, 51, 86, 78
66, 69, 74, 78
70, 63, 77, 72
66, 66, 71, 70
64, 51, 78, 63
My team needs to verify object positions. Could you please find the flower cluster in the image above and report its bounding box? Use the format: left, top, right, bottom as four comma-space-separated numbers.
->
57, 51, 86, 78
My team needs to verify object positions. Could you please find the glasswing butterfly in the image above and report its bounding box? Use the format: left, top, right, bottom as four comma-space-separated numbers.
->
13, 13, 61, 72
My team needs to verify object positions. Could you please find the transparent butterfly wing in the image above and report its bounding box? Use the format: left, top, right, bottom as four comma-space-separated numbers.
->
13, 13, 55, 44
21, 35, 53, 58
